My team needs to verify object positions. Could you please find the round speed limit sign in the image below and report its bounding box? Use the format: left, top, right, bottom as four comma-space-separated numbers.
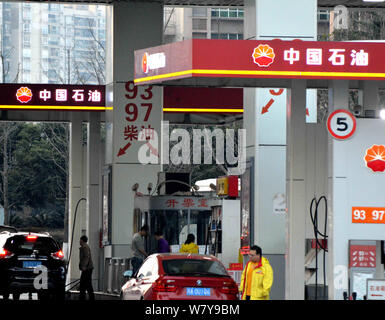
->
327, 109, 357, 140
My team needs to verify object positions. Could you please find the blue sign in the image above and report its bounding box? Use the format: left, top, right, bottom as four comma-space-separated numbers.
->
186, 287, 211, 296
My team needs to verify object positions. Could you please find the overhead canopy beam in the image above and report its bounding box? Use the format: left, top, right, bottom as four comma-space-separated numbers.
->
4, 0, 385, 9
134, 39, 385, 89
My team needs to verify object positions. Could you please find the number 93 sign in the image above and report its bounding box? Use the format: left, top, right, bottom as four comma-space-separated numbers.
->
327, 109, 357, 140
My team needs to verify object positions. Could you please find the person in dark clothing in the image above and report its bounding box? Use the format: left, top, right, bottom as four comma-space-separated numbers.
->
79, 235, 95, 301
154, 230, 170, 253
131, 225, 149, 275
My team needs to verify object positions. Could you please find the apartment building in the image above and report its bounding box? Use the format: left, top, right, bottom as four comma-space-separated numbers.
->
0, 2, 106, 84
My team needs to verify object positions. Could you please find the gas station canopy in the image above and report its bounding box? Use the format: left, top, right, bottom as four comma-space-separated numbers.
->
134, 39, 385, 89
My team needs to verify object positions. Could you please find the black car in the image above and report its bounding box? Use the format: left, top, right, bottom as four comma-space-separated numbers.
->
0, 228, 67, 300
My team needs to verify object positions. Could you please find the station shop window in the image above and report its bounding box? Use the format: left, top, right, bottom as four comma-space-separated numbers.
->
150, 210, 188, 247
189, 210, 211, 246
148, 209, 211, 251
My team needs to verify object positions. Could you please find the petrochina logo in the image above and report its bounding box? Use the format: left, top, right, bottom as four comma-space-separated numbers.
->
142, 52, 149, 74
142, 52, 166, 74
16, 87, 33, 103
252, 44, 275, 67
364, 145, 385, 172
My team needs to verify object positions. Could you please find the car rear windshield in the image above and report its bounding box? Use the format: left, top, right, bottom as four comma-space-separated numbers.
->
162, 259, 228, 277
4, 235, 59, 255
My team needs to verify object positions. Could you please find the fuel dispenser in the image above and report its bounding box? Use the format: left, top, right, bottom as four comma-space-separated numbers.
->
133, 192, 240, 268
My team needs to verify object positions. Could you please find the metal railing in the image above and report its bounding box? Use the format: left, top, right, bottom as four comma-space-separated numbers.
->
103, 258, 131, 294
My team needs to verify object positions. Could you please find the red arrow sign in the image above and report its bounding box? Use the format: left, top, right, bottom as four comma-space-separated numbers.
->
261, 98, 275, 114
117, 142, 132, 157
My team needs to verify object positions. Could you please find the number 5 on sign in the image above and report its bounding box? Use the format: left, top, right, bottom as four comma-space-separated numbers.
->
327, 109, 356, 140
352, 207, 385, 224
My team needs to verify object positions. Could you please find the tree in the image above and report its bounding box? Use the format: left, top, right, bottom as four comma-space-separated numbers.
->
164, 121, 243, 185
72, 20, 105, 85
0, 123, 23, 225
0, 123, 68, 229
331, 10, 385, 41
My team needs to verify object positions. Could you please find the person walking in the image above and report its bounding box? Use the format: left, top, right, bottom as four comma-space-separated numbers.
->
179, 233, 199, 254
239, 245, 273, 300
154, 230, 170, 253
131, 225, 149, 275
79, 235, 95, 301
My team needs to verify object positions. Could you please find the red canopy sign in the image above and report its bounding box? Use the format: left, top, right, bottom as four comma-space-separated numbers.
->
0, 84, 107, 111
134, 39, 385, 85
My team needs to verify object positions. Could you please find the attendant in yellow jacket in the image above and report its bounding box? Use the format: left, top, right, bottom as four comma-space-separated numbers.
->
179, 234, 199, 254
239, 245, 273, 300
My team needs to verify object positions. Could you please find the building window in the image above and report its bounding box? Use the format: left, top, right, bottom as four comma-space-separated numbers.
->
192, 7, 207, 17
23, 23, 30, 34
318, 10, 329, 22
192, 18, 207, 30
211, 33, 243, 40
24, 35, 31, 47
192, 32, 207, 39
23, 73, 30, 82
23, 48, 31, 58
42, 26, 49, 35
23, 10, 31, 20
211, 8, 243, 18
23, 58, 31, 71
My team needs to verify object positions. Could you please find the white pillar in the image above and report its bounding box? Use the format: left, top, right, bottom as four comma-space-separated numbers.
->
286, 79, 307, 300
87, 112, 101, 290
105, 2, 163, 259
244, 0, 317, 300
68, 115, 86, 285
327, 80, 349, 300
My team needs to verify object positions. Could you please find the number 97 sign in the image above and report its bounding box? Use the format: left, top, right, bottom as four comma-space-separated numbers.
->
327, 109, 357, 140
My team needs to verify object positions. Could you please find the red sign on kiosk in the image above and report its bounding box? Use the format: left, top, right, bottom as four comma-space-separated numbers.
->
349, 245, 376, 268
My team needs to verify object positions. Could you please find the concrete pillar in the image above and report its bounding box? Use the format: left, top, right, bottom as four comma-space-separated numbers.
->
67, 115, 86, 286
244, 0, 317, 300
360, 81, 379, 116
327, 80, 349, 300
87, 112, 101, 290
104, 2, 163, 259
286, 79, 307, 300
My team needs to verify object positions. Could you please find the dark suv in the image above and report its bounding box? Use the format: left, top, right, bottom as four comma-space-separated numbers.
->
0, 228, 67, 300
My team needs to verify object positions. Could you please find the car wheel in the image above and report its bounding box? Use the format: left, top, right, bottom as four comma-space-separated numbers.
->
2, 292, 10, 300
54, 287, 66, 300
37, 290, 49, 300
12, 293, 20, 301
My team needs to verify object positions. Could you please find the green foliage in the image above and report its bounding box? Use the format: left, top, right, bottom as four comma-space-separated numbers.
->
164, 121, 243, 184
0, 122, 68, 229
332, 11, 385, 41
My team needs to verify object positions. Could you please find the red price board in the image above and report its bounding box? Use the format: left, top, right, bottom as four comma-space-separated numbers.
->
350, 245, 376, 268
352, 207, 385, 224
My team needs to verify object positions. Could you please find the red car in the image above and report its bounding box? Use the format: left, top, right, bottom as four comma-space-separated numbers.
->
121, 253, 239, 300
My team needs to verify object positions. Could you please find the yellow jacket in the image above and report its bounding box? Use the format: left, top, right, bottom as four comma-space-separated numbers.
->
179, 242, 199, 254
239, 256, 273, 300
